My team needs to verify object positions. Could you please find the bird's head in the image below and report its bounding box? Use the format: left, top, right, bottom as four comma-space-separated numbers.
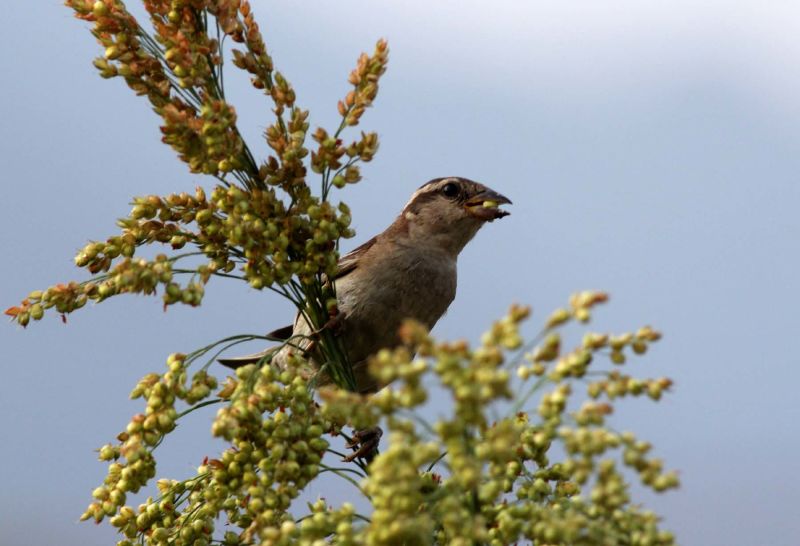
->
395, 177, 511, 254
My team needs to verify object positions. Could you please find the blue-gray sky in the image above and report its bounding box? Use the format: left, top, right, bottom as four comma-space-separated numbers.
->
2, 2, 799, 545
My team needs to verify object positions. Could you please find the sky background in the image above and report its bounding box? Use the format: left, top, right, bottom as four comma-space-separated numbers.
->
2, 1, 799, 545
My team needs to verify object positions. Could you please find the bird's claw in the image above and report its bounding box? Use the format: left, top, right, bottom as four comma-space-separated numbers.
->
314, 310, 347, 338
342, 426, 383, 463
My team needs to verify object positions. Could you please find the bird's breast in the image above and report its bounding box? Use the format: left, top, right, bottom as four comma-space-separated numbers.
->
335, 249, 457, 362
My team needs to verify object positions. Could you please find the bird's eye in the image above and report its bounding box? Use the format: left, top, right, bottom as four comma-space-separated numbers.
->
441, 183, 459, 198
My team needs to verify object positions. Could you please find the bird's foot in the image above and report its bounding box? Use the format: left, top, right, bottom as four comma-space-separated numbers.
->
342, 426, 383, 463
316, 310, 347, 337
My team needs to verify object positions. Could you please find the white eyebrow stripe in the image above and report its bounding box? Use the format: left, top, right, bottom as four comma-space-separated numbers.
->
404, 180, 444, 209
403, 177, 473, 211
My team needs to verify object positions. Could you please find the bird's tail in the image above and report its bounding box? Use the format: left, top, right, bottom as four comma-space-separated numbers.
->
217, 349, 273, 369
217, 325, 294, 369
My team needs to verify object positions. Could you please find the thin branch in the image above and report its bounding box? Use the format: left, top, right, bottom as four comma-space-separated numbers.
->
509, 375, 549, 416
426, 451, 448, 473
319, 464, 371, 499
177, 398, 223, 419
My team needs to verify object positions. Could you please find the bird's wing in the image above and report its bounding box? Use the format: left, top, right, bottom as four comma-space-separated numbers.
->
218, 238, 376, 370
334, 236, 378, 280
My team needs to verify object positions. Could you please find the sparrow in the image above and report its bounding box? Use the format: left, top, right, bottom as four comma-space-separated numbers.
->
219, 177, 511, 395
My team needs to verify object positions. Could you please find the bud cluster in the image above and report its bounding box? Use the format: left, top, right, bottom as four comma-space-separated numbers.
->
362, 430, 439, 545
159, 99, 248, 176
621, 433, 680, 492
545, 290, 609, 328
313, 38, 388, 198
205, 364, 331, 542
5, 255, 205, 326
71, 295, 678, 545
261, 106, 310, 197
317, 298, 677, 545
339, 39, 389, 128
65, 1, 272, 181
81, 352, 216, 526
435, 305, 528, 427
319, 388, 380, 432
6, 181, 359, 324
260, 500, 361, 546
367, 346, 429, 412
67, 0, 171, 104
517, 291, 664, 387
153, 4, 219, 89
82, 353, 339, 545
587, 372, 674, 401
229, 0, 274, 92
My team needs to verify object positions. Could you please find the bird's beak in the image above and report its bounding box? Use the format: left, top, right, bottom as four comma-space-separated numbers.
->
465, 189, 512, 221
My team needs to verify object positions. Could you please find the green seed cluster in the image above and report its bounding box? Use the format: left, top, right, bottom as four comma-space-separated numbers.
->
311, 130, 379, 186
319, 388, 380, 432
206, 364, 330, 543
362, 430, 439, 545
261, 105, 308, 194
367, 347, 429, 412
82, 354, 337, 545
313, 297, 677, 545
81, 353, 218, 526
587, 372, 674, 401
74, 293, 678, 545
161, 99, 246, 175
433, 304, 526, 427
6, 255, 206, 326
485, 494, 675, 545
7, 181, 357, 324
258, 500, 362, 546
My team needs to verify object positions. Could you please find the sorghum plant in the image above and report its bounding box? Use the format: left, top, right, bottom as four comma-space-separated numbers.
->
8, 1, 678, 544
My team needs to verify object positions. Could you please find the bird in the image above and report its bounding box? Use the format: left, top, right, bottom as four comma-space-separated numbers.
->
219, 177, 511, 395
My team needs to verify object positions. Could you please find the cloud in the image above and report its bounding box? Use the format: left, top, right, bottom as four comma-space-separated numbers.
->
319, 1, 800, 113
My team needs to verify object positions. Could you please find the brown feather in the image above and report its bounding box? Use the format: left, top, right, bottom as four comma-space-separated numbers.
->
335, 236, 377, 280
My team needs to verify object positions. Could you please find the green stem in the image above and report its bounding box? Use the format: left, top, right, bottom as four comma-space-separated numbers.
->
398, 410, 437, 438
177, 398, 223, 419
199, 338, 267, 370
505, 327, 550, 370
318, 464, 370, 499
426, 451, 449, 473
319, 465, 367, 479
509, 375, 549, 416
184, 334, 278, 365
